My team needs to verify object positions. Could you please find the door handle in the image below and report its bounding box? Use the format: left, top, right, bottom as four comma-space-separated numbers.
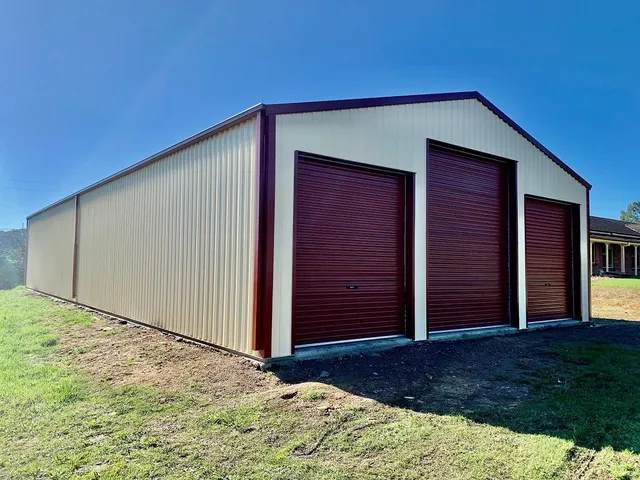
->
545, 283, 551, 286
346, 286, 359, 290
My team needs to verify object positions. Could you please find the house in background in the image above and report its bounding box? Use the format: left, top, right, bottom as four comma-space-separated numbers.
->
590, 216, 640, 276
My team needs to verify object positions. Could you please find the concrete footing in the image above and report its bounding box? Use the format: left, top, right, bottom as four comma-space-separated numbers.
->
270, 319, 587, 365
292, 336, 412, 361
428, 325, 518, 342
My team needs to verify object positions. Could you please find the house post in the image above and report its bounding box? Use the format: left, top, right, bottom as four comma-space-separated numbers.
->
636, 245, 638, 276
622, 244, 626, 273
590, 241, 594, 276
605, 243, 610, 272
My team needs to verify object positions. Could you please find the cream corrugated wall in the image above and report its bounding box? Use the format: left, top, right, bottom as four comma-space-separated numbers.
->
26, 198, 76, 299
76, 117, 259, 355
271, 99, 589, 358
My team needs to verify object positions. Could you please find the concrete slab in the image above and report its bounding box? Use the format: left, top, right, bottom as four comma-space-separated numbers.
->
429, 326, 518, 342
526, 319, 584, 330
292, 336, 412, 361
266, 319, 586, 367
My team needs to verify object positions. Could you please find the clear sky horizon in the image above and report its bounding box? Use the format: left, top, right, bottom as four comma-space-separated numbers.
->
1, 1, 638, 228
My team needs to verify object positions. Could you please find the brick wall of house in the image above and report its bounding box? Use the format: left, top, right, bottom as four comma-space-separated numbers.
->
592, 243, 605, 274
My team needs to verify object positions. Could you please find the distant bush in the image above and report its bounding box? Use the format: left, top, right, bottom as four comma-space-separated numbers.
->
0, 229, 26, 290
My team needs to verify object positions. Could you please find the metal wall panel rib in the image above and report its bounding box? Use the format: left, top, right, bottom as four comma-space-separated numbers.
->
26, 198, 76, 299
75, 118, 258, 355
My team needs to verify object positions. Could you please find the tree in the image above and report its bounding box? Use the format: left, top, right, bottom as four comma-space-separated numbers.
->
0, 229, 26, 290
620, 201, 640, 223
0, 255, 21, 290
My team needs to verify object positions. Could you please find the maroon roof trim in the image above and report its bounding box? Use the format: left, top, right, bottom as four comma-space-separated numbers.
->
263, 91, 478, 115
474, 92, 591, 190
264, 91, 591, 190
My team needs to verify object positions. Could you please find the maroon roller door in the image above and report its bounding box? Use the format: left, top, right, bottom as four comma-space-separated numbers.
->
525, 198, 572, 322
293, 156, 406, 346
427, 147, 509, 332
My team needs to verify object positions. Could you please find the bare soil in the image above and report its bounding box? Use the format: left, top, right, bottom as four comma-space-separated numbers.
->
592, 284, 640, 320
276, 319, 640, 414
52, 304, 280, 399
45, 286, 640, 416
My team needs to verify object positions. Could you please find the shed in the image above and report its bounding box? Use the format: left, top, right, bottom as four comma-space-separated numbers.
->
26, 91, 592, 360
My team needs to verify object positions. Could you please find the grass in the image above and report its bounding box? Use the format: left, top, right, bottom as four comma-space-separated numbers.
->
592, 277, 640, 289
1, 287, 640, 478
302, 389, 327, 401
476, 343, 640, 452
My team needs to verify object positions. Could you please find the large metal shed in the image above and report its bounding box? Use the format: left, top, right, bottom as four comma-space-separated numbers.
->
26, 91, 592, 360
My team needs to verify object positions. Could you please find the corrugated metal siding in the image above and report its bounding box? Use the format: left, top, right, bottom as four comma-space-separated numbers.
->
75, 117, 258, 355
294, 156, 405, 345
271, 99, 589, 357
26, 198, 76, 299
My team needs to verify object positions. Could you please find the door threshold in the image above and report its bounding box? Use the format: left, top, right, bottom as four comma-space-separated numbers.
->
430, 324, 511, 335
429, 325, 517, 342
527, 319, 582, 330
294, 335, 410, 360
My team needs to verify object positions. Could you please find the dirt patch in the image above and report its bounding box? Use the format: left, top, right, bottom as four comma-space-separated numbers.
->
51, 305, 280, 399
276, 320, 640, 415
38, 289, 640, 417
592, 285, 640, 321
276, 332, 553, 414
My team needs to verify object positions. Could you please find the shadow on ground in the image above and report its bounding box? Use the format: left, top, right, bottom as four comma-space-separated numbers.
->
275, 319, 640, 453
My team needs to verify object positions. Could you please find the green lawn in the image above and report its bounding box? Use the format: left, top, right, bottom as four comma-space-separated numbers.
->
2, 287, 640, 479
592, 277, 640, 289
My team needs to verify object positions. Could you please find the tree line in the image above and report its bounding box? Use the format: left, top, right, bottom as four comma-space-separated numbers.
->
0, 229, 26, 290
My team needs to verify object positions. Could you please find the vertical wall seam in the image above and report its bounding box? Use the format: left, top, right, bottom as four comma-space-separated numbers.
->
24, 219, 29, 286
72, 195, 80, 299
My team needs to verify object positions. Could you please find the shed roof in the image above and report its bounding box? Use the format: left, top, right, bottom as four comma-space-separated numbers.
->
28, 91, 590, 219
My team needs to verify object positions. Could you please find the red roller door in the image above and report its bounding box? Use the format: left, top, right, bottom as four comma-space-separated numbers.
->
427, 147, 510, 332
293, 156, 406, 346
525, 198, 572, 322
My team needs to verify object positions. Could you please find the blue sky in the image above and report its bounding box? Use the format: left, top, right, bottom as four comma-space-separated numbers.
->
0, 0, 638, 228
